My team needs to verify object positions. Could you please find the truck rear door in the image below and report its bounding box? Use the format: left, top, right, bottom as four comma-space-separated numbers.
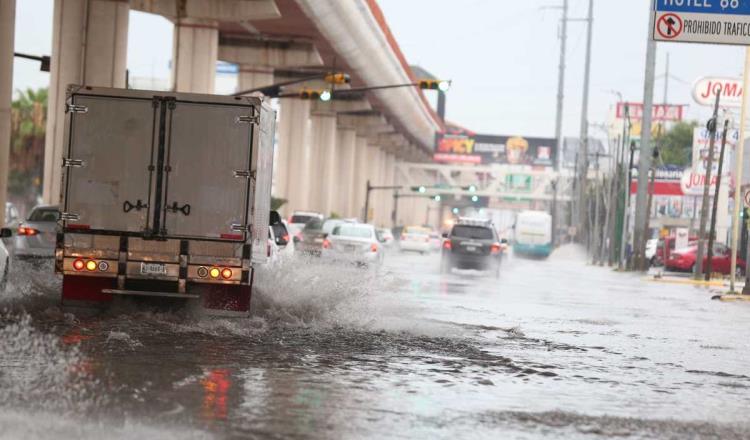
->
62, 93, 156, 232
160, 101, 255, 241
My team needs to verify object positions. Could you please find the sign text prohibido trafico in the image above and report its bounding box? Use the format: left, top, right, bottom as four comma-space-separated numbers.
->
653, 0, 750, 46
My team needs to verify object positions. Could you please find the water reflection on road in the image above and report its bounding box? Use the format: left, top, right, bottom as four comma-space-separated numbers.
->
1, 246, 750, 439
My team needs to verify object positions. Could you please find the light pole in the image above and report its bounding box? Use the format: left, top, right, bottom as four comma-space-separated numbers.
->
363, 180, 402, 223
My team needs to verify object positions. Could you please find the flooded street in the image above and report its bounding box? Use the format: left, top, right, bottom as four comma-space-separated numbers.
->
2, 246, 750, 439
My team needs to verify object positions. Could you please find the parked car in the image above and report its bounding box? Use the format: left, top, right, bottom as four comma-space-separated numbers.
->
399, 226, 432, 254
441, 218, 503, 277
653, 236, 697, 266
13, 204, 59, 262
666, 243, 745, 276
321, 223, 384, 268
295, 218, 353, 256
287, 211, 324, 237
0, 227, 11, 290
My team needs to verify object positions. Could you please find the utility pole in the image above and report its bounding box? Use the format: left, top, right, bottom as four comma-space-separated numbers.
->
695, 94, 721, 279
576, 0, 594, 241
705, 119, 729, 280
633, 1, 658, 271
591, 150, 601, 263
553, 0, 568, 173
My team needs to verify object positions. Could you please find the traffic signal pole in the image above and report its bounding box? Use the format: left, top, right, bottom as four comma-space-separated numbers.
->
363, 180, 403, 223
706, 120, 729, 280
694, 93, 721, 280
576, 0, 594, 242
731, 47, 750, 293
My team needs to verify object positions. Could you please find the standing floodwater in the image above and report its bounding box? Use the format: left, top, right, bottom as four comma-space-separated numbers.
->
1, 247, 749, 439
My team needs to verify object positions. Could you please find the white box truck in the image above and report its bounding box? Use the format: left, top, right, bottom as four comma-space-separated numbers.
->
54, 85, 275, 315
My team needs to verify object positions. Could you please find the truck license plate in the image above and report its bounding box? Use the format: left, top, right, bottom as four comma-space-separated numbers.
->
140, 262, 167, 275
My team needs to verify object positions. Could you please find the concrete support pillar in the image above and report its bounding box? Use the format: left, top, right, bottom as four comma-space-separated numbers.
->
0, 0, 15, 226
365, 145, 380, 223
172, 18, 218, 93
307, 112, 337, 215
277, 98, 311, 214
353, 135, 369, 221
384, 153, 395, 227
375, 149, 388, 226
335, 127, 356, 217
43, 0, 129, 203
237, 66, 273, 93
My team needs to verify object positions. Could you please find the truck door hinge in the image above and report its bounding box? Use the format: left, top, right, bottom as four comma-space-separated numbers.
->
233, 170, 254, 179
60, 212, 80, 222
66, 104, 88, 114
62, 158, 86, 168
231, 224, 249, 232
235, 115, 259, 124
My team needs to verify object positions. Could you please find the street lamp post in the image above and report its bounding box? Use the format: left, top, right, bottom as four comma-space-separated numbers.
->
363, 180, 403, 223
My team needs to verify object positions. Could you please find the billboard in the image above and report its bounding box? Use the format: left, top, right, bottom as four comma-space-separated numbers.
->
434, 133, 557, 167
615, 102, 684, 121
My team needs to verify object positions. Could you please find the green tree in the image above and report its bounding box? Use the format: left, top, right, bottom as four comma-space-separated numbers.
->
657, 121, 696, 167
9, 88, 47, 209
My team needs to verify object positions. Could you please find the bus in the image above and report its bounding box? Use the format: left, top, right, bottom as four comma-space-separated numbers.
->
513, 211, 553, 258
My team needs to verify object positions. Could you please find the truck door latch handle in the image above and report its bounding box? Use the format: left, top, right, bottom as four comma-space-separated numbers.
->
167, 202, 191, 216
123, 199, 148, 213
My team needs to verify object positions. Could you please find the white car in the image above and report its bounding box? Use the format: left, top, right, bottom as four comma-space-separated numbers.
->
399, 226, 432, 254
287, 210, 324, 238
0, 227, 11, 289
321, 223, 384, 268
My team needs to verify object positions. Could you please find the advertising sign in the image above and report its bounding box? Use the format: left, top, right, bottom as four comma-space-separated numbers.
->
692, 77, 743, 107
653, 0, 750, 46
675, 227, 690, 250
691, 126, 737, 175
434, 133, 556, 167
615, 102, 684, 121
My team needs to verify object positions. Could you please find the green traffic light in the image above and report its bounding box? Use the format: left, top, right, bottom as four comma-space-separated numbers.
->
419, 186, 426, 193
471, 195, 479, 202
469, 185, 477, 192
434, 195, 441, 201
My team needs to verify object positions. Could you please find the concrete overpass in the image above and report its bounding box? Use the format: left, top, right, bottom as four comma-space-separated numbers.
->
0, 0, 444, 228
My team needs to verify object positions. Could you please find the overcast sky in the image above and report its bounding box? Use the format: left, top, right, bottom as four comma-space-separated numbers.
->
11, 0, 747, 139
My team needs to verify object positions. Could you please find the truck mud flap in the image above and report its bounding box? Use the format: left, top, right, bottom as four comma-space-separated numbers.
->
62, 275, 115, 307
195, 284, 251, 316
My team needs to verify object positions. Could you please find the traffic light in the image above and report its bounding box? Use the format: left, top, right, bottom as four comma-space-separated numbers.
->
418, 79, 450, 92
462, 184, 477, 192
411, 186, 427, 193
433, 195, 441, 202
324, 72, 350, 85
299, 89, 332, 101
471, 195, 479, 203
452, 207, 459, 215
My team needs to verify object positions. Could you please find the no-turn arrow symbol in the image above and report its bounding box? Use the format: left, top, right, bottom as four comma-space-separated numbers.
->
657, 13, 683, 40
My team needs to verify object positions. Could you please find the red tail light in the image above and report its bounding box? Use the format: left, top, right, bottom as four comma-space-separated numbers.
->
323, 239, 331, 249
73, 259, 85, 271
491, 243, 501, 254
282, 234, 290, 243
17, 226, 38, 236
370, 243, 378, 252
221, 268, 232, 279
443, 240, 452, 250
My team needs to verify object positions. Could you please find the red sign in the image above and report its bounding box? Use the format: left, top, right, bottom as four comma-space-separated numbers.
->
433, 153, 481, 164
656, 13, 683, 40
616, 102, 684, 121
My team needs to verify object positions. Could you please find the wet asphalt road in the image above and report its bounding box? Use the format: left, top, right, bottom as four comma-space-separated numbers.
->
1, 245, 750, 439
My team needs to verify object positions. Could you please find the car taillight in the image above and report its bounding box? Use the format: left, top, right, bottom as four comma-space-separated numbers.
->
85, 260, 97, 271
17, 226, 38, 236
209, 268, 221, 279
73, 259, 85, 271
370, 243, 378, 252
491, 243, 501, 254
282, 234, 290, 243
221, 268, 232, 279
443, 240, 452, 250
323, 239, 331, 249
